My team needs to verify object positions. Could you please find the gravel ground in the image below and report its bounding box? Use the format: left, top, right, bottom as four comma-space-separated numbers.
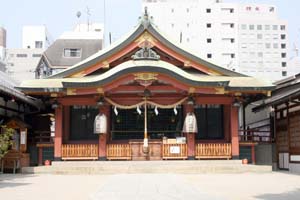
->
0, 172, 299, 200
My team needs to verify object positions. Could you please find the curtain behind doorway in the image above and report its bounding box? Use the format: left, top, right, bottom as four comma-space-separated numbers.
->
70, 105, 99, 140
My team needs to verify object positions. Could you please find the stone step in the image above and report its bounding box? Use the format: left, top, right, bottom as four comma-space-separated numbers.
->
22, 160, 272, 175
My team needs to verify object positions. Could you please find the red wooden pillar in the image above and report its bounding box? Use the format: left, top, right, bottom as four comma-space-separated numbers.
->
98, 105, 110, 160
54, 106, 63, 161
63, 106, 70, 143
230, 106, 240, 159
184, 104, 195, 160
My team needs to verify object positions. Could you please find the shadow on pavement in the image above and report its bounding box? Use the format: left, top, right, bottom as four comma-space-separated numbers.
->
0, 174, 34, 189
255, 188, 300, 200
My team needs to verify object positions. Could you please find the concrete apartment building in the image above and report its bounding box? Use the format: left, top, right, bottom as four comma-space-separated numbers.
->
0, 27, 6, 72
143, 0, 289, 81
35, 23, 104, 78
4, 26, 50, 83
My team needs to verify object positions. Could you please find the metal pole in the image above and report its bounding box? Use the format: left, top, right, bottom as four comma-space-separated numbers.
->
144, 98, 147, 139
143, 98, 149, 154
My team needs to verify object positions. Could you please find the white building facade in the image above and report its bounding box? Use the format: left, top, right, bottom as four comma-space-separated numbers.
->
143, 0, 289, 81
5, 48, 44, 83
22, 26, 50, 49
4, 26, 50, 83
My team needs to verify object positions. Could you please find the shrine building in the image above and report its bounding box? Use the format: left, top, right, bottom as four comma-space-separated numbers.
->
19, 11, 274, 162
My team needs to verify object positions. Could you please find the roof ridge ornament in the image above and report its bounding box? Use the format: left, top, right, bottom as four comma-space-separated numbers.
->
140, 6, 152, 29
132, 47, 160, 61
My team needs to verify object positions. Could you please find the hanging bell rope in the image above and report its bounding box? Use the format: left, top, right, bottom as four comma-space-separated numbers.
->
104, 97, 188, 109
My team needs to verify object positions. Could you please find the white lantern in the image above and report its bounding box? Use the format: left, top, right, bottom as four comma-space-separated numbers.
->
183, 112, 198, 133
94, 114, 107, 134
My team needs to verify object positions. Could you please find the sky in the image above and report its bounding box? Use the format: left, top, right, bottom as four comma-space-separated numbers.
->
0, 0, 300, 56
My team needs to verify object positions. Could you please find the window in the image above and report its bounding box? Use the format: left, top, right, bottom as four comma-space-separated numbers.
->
207, 23, 212, 28
273, 43, 278, 49
171, 8, 174, 13
265, 25, 270, 30
265, 43, 271, 48
195, 105, 224, 140
171, 23, 174, 28
258, 52, 263, 57
257, 34, 263, 39
249, 25, 255, 30
281, 34, 286, 40
206, 8, 211, 13
282, 71, 287, 76
282, 62, 287, 67
281, 53, 286, 58
257, 25, 262, 30
280, 25, 286, 30
187, 23, 189, 28
16, 54, 27, 58
35, 41, 43, 48
32, 54, 42, 57
241, 24, 247, 30
63, 48, 81, 58
273, 25, 278, 30
281, 44, 286, 49
207, 53, 212, 58
186, 8, 189, 13
9, 54, 14, 57
273, 34, 279, 40
207, 38, 212, 43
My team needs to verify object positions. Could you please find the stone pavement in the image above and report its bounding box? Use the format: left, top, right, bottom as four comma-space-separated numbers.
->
89, 174, 224, 200
1, 172, 300, 200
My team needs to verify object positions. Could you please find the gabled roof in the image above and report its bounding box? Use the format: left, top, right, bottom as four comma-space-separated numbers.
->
20, 60, 273, 93
0, 71, 41, 109
253, 73, 300, 112
50, 11, 244, 79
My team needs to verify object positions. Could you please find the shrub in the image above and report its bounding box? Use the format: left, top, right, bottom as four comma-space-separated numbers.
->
0, 126, 14, 159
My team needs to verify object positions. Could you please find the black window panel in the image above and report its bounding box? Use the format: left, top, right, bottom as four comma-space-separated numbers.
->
111, 107, 183, 140
195, 105, 224, 140
70, 106, 99, 140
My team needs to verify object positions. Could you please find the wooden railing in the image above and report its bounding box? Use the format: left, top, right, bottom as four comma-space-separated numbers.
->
162, 144, 188, 160
239, 130, 272, 143
107, 144, 132, 160
195, 143, 232, 159
61, 144, 98, 160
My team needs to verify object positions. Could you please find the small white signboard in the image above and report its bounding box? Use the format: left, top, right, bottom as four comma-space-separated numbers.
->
170, 146, 180, 154
20, 131, 26, 145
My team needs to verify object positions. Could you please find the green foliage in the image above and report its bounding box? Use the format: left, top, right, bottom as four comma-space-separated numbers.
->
0, 126, 14, 159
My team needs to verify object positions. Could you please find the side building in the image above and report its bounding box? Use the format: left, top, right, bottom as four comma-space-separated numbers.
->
254, 74, 300, 173
36, 23, 103, 78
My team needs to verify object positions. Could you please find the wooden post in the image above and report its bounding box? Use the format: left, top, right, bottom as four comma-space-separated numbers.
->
184, 104, 195, 160
251, 144, 256, 164
63, 106, 70, 142
38, 147, 43, 166
54, 106, 63, 161
98, 105, 110, 160
230, 106, 240, 159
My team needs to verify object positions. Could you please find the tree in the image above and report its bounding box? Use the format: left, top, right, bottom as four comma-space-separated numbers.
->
0, 126, 14, 159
